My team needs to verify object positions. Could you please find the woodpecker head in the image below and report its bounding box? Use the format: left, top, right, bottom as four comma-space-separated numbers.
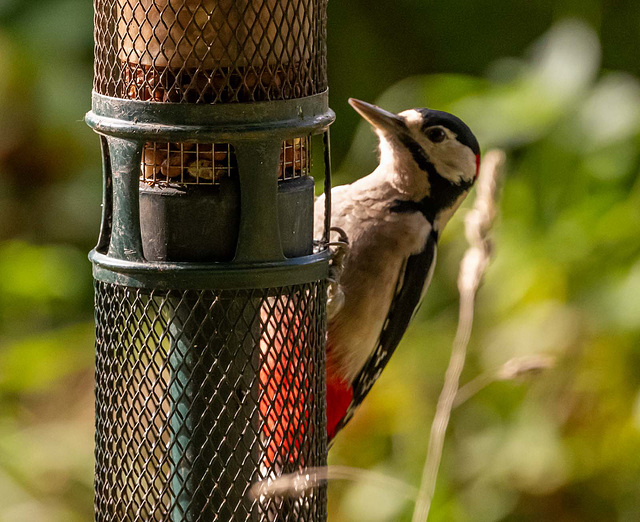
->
349, 98, 480, 226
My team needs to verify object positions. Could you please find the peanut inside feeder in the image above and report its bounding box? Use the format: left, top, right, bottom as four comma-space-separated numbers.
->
120, 0, 314, 187
141, 137, 311, 186
118, 0, 314, 103
142, 143, 236, 185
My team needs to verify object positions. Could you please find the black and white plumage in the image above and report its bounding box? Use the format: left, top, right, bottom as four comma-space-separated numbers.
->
314, 99, 480, 441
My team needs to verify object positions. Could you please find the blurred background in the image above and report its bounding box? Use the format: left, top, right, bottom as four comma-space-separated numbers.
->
1, 1, 640, 520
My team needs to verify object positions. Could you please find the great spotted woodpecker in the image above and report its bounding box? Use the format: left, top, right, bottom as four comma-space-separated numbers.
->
315, 99, 481, 442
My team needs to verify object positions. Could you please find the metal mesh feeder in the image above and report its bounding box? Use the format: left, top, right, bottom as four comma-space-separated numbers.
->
87, 1, 333, 520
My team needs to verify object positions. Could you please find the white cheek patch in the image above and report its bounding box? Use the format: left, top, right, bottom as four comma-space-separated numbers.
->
417, 132, 477, 184
397, 110, 477, 184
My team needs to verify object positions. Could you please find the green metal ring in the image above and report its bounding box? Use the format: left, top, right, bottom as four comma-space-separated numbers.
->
90, 248, 330, 290
87, 91, 334, 141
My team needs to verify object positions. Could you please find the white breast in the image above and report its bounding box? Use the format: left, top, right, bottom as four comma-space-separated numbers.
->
315, 175, 433, 382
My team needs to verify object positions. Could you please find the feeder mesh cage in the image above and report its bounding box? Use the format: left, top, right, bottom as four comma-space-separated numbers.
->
94, 281, 327, 520
89, 0, 331, 520
94, 0, 328, 103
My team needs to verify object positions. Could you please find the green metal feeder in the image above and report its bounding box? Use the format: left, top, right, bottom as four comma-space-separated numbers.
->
87, 1, 333, 520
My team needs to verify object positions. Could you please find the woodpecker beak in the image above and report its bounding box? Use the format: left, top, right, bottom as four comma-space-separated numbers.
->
349, 98, 404, 134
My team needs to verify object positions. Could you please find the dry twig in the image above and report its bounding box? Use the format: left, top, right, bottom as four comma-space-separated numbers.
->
250, 465, 417, 501
453, 354, 555, 408
411, 149, 506, 522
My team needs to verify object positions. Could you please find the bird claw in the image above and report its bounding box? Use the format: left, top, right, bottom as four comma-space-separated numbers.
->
327, 227, 349, 319
327, 226, 349, 281
329, 226, 349, 246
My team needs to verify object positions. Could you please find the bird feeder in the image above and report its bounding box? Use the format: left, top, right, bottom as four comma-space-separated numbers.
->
87, 1, 333, 520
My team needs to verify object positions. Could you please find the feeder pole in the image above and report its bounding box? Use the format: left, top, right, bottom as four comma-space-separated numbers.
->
88, 1, 333, 520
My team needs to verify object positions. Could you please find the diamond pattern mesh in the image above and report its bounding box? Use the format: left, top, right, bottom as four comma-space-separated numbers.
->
94, 0, 328, 103
140, 136, 310, 186
94, 280, 327, 521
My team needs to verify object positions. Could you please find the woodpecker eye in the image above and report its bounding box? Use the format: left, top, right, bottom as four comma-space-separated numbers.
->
426, 127, 446, 143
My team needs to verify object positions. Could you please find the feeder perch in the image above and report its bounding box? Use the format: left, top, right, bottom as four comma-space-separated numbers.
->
87, 0, 333, 520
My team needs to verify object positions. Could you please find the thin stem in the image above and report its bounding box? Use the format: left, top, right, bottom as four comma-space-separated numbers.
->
411, 150, 506, 522
454, 355, 556, 409
453, 370, 496, 409
412, 289, 477, 522
250, 465, 417, 501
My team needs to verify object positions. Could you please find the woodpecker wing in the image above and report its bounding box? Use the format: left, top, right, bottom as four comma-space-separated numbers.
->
331, 231, 438, 438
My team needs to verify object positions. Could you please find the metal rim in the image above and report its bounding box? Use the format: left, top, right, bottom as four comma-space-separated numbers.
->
90, 249, 330, 289
87, 91, 334, 141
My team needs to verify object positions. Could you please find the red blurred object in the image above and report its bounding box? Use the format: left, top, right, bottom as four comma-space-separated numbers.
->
260, 295, 314, 469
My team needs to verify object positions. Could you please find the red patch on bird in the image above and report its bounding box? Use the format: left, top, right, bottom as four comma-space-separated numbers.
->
475, 154, 481, 179
259, 300, 312, 469
326, 372, 353, 441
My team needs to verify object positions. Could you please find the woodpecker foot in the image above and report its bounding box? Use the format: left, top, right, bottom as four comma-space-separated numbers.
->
327, 227, 349, 320
328, 226, 349, 281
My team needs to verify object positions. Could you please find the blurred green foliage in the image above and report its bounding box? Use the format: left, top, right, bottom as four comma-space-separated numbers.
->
0, 1, 639, 521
